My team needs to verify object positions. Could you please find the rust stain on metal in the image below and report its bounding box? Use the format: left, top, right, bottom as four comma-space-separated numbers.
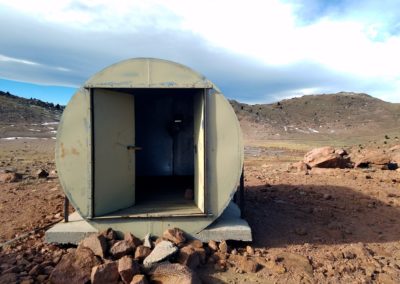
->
60, 143, 66, 158
71, 148, 80, 156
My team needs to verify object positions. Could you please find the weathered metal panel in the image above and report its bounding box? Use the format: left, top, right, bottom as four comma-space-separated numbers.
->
93, 89, 135, 216
194, 91, 205, 212
84, 58, 213, 89
206, 91, 244, 216
56, 58, 244, 237
55, 88, 91, 217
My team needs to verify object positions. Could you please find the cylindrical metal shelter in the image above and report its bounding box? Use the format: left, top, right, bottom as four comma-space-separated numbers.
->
56, 58, 243, 237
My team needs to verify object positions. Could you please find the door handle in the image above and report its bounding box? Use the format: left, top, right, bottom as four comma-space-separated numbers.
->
127, 145, 142, 151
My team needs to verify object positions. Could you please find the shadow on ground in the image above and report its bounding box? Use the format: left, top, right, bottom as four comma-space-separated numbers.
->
244, 184, 400, 247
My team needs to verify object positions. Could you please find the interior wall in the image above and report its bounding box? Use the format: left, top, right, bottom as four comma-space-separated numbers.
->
135, 90, 196, 176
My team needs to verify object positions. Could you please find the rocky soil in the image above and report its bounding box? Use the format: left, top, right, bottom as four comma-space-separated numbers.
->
1, 138, 400, 283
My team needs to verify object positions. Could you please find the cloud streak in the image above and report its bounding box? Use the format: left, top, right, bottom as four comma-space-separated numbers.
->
0, 1, 399, 103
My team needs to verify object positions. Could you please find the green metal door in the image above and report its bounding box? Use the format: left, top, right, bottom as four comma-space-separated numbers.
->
93, 89, 135, 216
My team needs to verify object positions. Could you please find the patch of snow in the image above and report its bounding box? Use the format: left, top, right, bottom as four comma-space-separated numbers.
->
1, 137, 39, 140
330, 130, 335, 133
47, 127, 55, 130
283, 126, 288, 132
49, 130, 57, 134
308, 128, 319, 133
41, 122, 59, 126
10, 125, 14, 127
295, 127, 309, 134
51, 137, 56, 140
28, 129, 41, 132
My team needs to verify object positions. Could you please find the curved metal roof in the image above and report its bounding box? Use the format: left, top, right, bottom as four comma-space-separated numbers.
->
84, 58, 214, 89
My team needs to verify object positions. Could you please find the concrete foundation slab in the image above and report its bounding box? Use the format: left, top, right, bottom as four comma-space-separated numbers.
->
45, 202, 252, 244
195, 202, 252, 242
45, 212, 98, 244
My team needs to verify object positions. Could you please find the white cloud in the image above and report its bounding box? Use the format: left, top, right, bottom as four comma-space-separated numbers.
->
0, 0, 399, 102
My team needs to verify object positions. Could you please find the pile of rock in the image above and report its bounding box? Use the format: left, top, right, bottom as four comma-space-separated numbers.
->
351, 145, 400, 170
289, 145, 400, 173
289, 146, 351, 174
48, 227, 260, 284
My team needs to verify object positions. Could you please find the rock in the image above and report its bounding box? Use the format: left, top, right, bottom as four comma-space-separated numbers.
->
208, 240, 218, 251
110, 240, 134, 259
162, 228, 186, 245
50, 247, 102, 284
102, 228, 118, 241
118, 256, 140, 284
177, 246, 201, 269
289, 161, 309, 173
184, 188, 194, 200
304, 146, 350, 168
246, 245, 255, 255
194, 247, 206, 264
134, 245, 152, 261
335, 148, 347, 156
148, 263, 201, 284
130, 274, 148, 284
323, 193, 332, 200
143, 233, 152, 248
238, 256, 259, 273
188, 239, 203, 249
91, 261, 119, 284
219, 240, 228, 254
277, 252, 313, 277
79, 234, 108, 258
0, 172, 22, 183
353, 150, 391, 168
124, 232, 142, 247
143, 241, 178, 268
36, 169, 49, 179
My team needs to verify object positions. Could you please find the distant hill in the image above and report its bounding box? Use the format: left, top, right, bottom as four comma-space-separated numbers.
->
1, 90, 399, 143
0, 91, 63, 138
230, 92, 400, 142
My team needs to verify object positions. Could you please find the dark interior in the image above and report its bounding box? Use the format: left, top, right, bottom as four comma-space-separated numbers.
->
134, 89, 197, 205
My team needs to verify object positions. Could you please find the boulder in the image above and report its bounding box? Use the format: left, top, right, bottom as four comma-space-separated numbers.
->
162, 228, 186, 245
124, 232, 142, 248
110, 240, 134, 259
208, 240, 218, 251
118, 256, 140, 284
143, 233, 152, 248
134, 245, 152, 261
79, 234, 108, 258
219, 240, 228, 254
102, 228, 118, 241
0, 172, 22, 183
289, 161, 309, 173
238, 256, 259, 273
177, 246, 201, 269
304, 146, 350, 168
353, 150, 391, 168
91, 261, 119, 284
143, 241, 178, 268
148, 263, 201, 284
49, 247, 101, 284
130, 274, 148, 284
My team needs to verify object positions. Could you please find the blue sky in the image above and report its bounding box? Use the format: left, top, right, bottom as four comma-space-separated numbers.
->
0, 0, 400, 105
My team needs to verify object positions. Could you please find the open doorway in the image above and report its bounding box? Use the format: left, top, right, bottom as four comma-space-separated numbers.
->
92, 88, 206, 217
134, 89, 197, 214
